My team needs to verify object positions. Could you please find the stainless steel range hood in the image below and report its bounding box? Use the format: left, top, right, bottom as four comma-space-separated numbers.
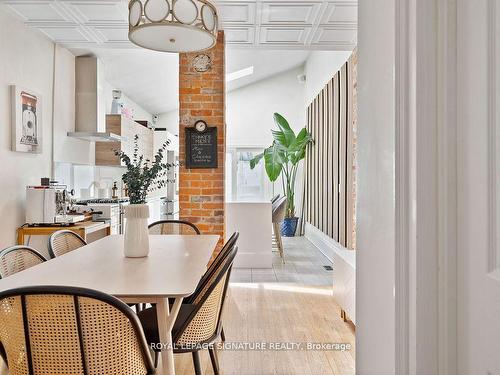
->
67, 56, 123, 142
67, 131, 122, 142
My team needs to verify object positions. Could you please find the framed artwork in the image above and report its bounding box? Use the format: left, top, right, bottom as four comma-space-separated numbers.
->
10, 85, 42, 153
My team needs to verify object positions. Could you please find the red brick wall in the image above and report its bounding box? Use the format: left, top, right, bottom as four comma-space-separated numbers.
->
178, 32, 225, 251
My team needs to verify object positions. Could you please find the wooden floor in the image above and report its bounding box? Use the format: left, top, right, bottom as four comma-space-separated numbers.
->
0, 236, 355, 375
173, 236, 355, 374
173, 283, 355, 374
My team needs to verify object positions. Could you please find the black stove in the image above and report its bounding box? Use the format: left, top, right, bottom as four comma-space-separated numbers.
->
76, 198, 130, 205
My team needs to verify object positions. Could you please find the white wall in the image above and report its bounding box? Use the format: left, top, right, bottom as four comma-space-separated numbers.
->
226, 66, 306, 209
154, 129, 178, 153
53, 49, 152, 168
157, 110, 179, 135
304, 51, 353, 106
356, 0, 396, 373
158, 66, 307, 144
52, 50, 154, 198
0, 8, 55, 248
102, 79, 152, 123
227, 66, 306, 147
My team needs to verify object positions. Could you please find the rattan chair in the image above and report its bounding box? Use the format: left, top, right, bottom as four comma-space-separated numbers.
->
0, 285, 155, 375
183, 232, 239, 342
272, 196, 287, 262
148, 220, 200, 235
144, 220, 201, 311
271, 194, 281, 246
48, 230, 87, 258
185, 232, 239, 305
138, 240, 238, 375
270, 194, 281, 204
0, 246, 47, 278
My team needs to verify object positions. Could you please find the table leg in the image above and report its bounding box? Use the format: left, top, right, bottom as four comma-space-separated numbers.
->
77, 229, 86, 242
157, 297, 183, 375
16, 230, 24, 245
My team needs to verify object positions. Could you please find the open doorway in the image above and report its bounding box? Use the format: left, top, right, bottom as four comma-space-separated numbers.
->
220, 47, 357, 372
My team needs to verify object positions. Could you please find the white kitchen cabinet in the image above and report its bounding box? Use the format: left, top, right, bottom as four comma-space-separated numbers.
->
95, 115, 154, 166
147, 197, 161, 224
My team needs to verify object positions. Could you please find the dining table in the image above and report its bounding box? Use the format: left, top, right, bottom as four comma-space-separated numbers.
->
0, 234, 220, 375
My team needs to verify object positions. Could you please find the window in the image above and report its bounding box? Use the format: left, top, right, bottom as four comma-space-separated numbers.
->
226, 147, 274, 201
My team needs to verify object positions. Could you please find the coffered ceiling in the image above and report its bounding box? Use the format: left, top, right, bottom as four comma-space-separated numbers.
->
219, 0, 356, 49
0, 0, 354, 114
0, 0, 356, 50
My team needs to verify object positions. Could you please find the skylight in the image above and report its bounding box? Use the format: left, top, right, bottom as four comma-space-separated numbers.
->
226, 66, 254, 82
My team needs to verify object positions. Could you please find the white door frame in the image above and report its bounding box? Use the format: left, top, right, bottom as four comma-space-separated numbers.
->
394, 0, 458, 374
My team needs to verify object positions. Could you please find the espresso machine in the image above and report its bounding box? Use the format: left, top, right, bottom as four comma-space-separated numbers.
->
26, 181, 84, 225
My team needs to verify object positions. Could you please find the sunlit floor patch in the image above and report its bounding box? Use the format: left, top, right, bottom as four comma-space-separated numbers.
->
230, 282, 333, 296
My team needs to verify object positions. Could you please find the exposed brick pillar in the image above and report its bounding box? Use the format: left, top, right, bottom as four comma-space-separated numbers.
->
179, 32, 225, 251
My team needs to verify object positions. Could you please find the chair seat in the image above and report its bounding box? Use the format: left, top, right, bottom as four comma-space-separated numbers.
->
137, 304, 195, 349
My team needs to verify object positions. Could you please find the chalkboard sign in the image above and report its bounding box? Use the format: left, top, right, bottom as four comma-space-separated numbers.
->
185, 126, 218, 168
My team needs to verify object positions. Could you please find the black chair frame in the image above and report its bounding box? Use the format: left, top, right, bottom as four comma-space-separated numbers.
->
185, 231, 239, 304
0, 285, 155, 374
148, 245, 238, 375
148, 220, 201, 234
173, 245, 236, 348
270, 194, 281, 204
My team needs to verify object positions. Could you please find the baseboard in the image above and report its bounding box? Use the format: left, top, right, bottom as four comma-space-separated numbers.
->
304, 223, 355, 268
305, 222, 356, 324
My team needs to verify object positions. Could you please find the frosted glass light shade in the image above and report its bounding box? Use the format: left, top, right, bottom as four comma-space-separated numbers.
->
128, 0, 218, 53
129, 1, 142, 26
173, 0, 198, 24
201, 4, 215, 31
144, 0, 170, 22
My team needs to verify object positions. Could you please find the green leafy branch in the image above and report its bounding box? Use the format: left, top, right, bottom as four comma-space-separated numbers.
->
114, 135, 174, 204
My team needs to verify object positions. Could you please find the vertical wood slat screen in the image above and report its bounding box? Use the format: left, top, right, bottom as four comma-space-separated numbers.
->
303, 53, 356, 249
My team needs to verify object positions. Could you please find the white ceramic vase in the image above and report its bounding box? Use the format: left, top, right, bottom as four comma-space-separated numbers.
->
123, 204, 150, 258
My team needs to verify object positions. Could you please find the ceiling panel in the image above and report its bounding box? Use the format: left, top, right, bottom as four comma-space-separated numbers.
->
92, 26, 129, 43
260, 27, 310, 44
37, 26, 91, 43
311, 27, 356, 46
64, 1, 128, 23
260, 2, 321, 25
218, 2, 256, 24
1, 0, 357, 50
225, 27, 255, 44
4, 1, 66, 22
320, 3, 357, 25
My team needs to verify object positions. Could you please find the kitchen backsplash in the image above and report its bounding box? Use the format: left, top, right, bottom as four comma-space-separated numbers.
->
55, 163, 116, 198
54, 163, 168, 199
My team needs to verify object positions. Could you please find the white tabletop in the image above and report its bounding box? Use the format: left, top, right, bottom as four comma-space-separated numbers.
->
0, 235, 219, 298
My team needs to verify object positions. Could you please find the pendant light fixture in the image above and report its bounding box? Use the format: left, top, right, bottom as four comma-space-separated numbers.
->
128, 0, 218, 53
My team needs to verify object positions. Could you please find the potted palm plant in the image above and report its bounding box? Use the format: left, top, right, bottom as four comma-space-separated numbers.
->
115, 135, 171, 257
250, 113, 313, 236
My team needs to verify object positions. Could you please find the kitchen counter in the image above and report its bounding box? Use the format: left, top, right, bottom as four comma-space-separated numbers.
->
225, 201, 273, 268
17, 221, 111, 246
225, 198, 272, 204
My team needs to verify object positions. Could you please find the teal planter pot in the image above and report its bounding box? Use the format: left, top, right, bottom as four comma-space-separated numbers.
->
281, 217, 298, 237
